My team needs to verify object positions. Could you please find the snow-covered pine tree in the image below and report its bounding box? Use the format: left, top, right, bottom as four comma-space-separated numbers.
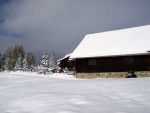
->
40, 52, 49, 68
9, 50, 16, 70
39, 52, 49, 74
4, 47, 15, 71
49, 52, 56, 69
0, 52, 6, 71
4, 57, 9, 70
26, 52, 35, 69
15, 53, 23, 70
23, 54, 28, 71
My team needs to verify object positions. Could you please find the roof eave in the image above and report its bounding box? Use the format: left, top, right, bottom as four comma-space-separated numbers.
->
70, 53, 150, 59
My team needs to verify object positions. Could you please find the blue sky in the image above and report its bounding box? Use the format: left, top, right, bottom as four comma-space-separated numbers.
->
0, 0, 150, 59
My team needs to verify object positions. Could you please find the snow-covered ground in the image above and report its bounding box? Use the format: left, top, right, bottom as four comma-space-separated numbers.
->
0, 72, 150, 113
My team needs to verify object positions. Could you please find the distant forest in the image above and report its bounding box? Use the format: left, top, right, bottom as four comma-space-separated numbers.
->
0, 45, 36, 71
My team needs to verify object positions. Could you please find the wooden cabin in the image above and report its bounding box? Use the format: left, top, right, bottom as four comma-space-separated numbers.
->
70, 25, 150, 73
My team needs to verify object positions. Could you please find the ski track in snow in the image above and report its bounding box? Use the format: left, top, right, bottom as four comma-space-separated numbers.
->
0, 72, 150, 113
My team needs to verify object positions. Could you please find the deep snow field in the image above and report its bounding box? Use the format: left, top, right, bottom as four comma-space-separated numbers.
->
0, 71, 150, 113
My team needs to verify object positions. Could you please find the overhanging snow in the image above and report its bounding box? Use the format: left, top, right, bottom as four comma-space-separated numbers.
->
70, 25, 150, 59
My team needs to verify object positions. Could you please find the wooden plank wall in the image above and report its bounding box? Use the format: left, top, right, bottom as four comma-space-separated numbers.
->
76, 55, 150, 73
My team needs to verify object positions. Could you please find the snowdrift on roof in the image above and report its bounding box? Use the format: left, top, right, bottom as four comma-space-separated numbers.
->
70, 25, 150, 59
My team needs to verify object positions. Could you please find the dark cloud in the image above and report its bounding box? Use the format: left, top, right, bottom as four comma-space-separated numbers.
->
0, 0, 150, 59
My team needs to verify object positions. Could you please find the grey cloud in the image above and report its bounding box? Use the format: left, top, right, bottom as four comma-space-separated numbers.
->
0, 0, 150, 59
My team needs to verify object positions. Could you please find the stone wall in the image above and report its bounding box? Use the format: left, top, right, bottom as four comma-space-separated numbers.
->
75, 71, 150, 79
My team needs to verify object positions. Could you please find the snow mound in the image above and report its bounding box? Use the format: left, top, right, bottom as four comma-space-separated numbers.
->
46, 73, 76, 79
2, 71, 76, 80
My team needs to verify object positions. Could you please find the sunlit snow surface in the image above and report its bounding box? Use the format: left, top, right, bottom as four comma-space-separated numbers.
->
0, 72, 150, 113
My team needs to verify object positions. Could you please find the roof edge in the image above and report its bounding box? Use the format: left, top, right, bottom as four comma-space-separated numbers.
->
70, 52, 150, 59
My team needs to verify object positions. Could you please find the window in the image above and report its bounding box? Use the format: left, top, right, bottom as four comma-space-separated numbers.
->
88, 59, 96, 65
124, 57, 133, 63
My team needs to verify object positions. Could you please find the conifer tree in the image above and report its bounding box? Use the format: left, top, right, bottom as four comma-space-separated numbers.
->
0, 52, 5, 71
15, 54, 23, 70
26, 52, 35, 69
13, 45, 25, 61
4, 47, 13, 70
23, 55, 28, 71
4, 57, 9, 70
49, 52, 56, 69
9, 49, 16, 70
40, 52, 49, 68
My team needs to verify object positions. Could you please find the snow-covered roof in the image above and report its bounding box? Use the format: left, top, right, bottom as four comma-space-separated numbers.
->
70, 25, 150, 59
57, 53, 72, 62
